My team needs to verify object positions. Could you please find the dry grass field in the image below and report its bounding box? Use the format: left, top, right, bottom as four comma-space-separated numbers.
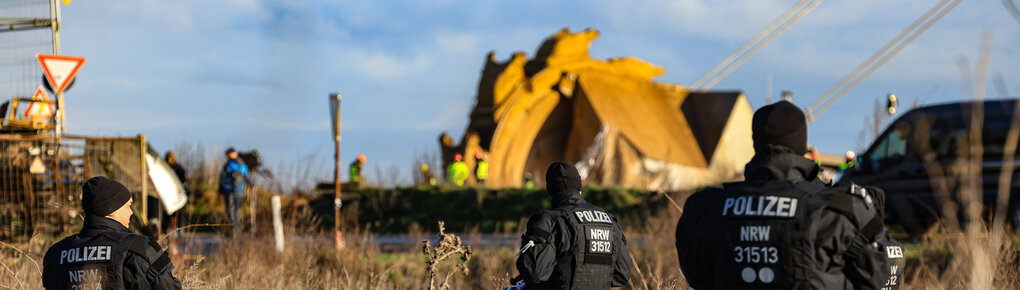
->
3, 206, 1020, 289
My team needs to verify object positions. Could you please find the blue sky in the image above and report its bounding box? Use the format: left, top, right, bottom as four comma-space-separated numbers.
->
43, 0, 1020, 187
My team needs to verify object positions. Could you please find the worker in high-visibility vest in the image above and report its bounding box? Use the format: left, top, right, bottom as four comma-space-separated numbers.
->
448, 153, 469, 186
349, 154, 365, 187
839, 150, 857, 171
804, 145, 821, 166
523, 173, 535, 189
421, 164, 436, 186
474, 152, 489, 185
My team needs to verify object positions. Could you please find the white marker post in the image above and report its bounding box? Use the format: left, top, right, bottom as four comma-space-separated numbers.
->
271, 195, 285, 253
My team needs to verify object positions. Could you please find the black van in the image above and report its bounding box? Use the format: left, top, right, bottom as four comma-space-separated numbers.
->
841, 99, 1020, 234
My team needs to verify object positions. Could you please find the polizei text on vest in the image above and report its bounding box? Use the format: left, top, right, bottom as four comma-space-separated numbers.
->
574, 210, 613, 223
59, 246, 112, 265
722, 195, 798, 217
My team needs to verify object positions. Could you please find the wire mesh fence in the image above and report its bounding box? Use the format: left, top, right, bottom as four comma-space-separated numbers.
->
0, 0, 55, 99
0, 135, 151, 242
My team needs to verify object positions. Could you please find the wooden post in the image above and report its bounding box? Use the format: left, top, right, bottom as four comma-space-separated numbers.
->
51, 138, 62, 230
139, 134, 147, 225
334, 130, 342, 249
330, 93, 343, 250
249, 186, 256, 235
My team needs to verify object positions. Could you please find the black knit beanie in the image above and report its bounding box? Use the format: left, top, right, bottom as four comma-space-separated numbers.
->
81, 176, 132, 216
752, 101, 808, 155
546, 161, 582, 194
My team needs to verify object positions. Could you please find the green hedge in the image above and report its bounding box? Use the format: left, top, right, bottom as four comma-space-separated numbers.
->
328, 186, 668, 233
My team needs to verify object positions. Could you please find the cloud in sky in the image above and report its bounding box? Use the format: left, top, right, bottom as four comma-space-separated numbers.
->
356, 51, 436, 79
37, 0, 1020, 187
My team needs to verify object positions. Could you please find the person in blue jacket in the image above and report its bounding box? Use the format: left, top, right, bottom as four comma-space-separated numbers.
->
219, 147, 252, 234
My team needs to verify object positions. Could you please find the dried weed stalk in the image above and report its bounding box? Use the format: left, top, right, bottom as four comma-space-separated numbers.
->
422, 221, 473, 290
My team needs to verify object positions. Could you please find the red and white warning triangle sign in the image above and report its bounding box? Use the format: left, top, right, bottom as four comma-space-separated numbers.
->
31, 85, 50, 101
24, 85, 56, 119
37, 54, 85, 95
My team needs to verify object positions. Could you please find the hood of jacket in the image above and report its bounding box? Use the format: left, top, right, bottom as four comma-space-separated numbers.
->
744, 145, 821, 183
550, 188, 586, 208
79, 214, 131, 237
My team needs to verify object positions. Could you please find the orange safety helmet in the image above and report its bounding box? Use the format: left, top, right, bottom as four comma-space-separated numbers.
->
474, 152, 484, 160
357, 154, 366, 163
454, 153, 463, 162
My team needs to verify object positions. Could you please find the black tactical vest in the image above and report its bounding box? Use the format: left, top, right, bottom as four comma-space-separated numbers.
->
825, 184, 905, 290
877, 234, 905, 290
552, 206, 618, 289
43, 231, 167, 290
711, 180, 893, 289
713, 181, 823, 289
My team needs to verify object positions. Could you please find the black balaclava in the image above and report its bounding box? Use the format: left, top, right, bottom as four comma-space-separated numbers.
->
545, 161, 582, 194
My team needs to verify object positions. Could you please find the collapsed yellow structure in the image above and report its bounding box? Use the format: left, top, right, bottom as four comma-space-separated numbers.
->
442, 28, 755, 191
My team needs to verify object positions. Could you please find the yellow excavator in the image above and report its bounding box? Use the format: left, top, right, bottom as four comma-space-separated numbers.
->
441, 29, 756, 191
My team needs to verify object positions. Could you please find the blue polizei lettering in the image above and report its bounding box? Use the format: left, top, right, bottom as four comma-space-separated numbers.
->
60, 246, 112, 265
723, 196, 798, 217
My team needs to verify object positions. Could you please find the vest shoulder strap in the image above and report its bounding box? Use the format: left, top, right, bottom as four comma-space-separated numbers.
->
823, 184, 885, 260
826, 193, 857, 223
524, 210, 562, 242
825, 186, 883, 238
124, 235, 172, 273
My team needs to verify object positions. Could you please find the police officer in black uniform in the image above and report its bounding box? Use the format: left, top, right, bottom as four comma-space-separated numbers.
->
43, 176, 181, 289
513, 161, 632, 289
675, 101, 903, 289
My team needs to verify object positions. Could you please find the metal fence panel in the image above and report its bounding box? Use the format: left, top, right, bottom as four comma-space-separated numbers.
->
0, 135, 148, 241
0, 0, 54, 99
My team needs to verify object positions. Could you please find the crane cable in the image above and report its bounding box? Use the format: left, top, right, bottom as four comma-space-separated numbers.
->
692, 0, 823, 91
807, 0, 955, 117
691, 0, 810, 88
807, 0, 955, 112
700, 0, 824, 91
806, 0, 964, 123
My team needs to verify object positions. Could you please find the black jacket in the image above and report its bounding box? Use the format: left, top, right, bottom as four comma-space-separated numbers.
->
676, 147, 892, 289
43, 215, 182, 290
515, 188, 632, 289
169, 162, 187, 184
